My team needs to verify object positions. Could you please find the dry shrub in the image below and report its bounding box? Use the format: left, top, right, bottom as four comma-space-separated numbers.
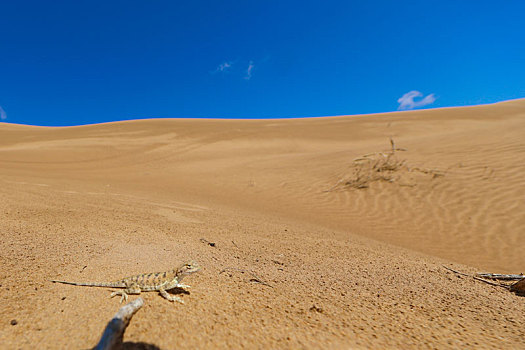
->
347, 151, 406, 189
337, 139, 444, 190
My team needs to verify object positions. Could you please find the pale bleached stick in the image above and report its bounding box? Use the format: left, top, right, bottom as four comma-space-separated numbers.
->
476, 273, 525, 281
94, 297, 144, 350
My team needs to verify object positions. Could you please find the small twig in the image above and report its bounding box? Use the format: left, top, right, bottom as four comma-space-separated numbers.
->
443, 266, 470, 277
322, 178, 346, 193
219, 267, 273, 288
80, 266, 87, 273
200, 238, 216, 247
443, 266, 509, 289
476, 273, 525, 281
389, 137, 407, 152
94, 297, 144, 350
231, 240, 238, 248
472, 276, 508, 288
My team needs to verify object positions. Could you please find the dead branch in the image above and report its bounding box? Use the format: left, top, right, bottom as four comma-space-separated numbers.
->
93, 297, 144, 350
510, 279, 525, 296
219, 267, 273, 288
476, 273, 525, 281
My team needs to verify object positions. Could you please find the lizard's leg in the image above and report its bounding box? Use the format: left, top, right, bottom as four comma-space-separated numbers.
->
111, 283, 141, 303
176, 283, 191, 289
110, 290, 129, 303
159, 287, 184, 304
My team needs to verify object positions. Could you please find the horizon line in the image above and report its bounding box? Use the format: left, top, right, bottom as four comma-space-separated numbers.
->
1, 97, 523, 129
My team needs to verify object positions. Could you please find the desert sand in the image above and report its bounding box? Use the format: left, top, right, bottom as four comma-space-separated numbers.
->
0, 99, 524, 349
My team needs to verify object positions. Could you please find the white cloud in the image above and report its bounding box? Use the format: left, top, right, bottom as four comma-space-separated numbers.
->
244, 61, 254, 80
215, 61, 233, 73
397, 91, 436, 110
0, 106, 6, 120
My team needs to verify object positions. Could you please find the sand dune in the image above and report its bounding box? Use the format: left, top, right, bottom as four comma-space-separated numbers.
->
1, 99, 524, 348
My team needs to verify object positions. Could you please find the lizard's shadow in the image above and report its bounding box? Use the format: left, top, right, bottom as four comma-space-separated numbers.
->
167, 287, 190, 296
122, 342, 162, 350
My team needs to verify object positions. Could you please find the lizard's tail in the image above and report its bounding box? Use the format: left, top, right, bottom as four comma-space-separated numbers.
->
50, 280, 124, 288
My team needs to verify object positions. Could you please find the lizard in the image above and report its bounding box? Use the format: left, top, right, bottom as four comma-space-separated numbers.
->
51, 261, 200, 303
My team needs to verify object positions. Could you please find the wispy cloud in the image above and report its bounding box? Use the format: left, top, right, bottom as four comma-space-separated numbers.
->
0, 106, 6, 120
215, 61, 233, 73
244, 61, 254, 80
397, 91, 436, 110
212, 59, 255, 80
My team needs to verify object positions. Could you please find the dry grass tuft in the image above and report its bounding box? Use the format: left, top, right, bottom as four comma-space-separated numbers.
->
332, 138, 444, 190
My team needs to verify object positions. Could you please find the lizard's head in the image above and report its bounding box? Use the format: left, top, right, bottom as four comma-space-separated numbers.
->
177, 261, 201, 277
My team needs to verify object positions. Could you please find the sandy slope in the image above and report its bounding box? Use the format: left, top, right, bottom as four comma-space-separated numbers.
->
0, 99, 524, 349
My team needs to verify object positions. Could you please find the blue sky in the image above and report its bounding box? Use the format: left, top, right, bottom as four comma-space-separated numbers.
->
1, 1, 524, 126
